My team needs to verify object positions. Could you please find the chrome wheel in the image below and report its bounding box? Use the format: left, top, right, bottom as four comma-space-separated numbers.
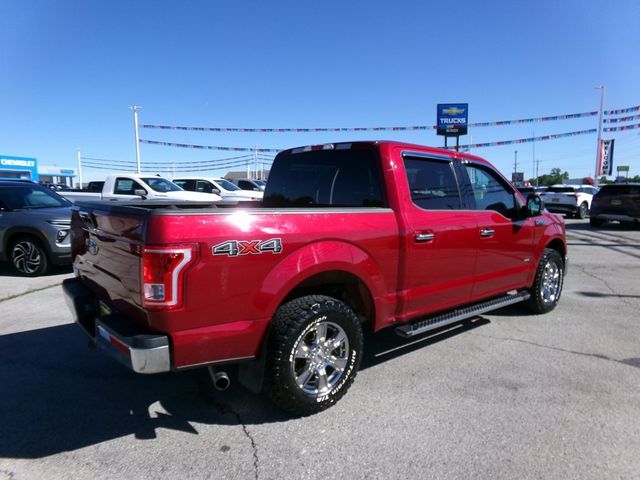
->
540, 260, 561, 305
12, 240, 43, 274
291, 320, 350, 396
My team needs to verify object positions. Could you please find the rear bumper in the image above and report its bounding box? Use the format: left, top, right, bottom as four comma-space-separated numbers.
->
545, 203, 579, 215
62, 278, 171, 374
591, 213, 640, 223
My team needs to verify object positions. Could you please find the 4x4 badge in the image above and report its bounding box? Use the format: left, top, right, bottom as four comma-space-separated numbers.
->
212, 238, 283, 257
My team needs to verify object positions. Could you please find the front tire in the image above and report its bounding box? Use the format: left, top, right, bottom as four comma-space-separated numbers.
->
526, 248, 564, 314
10, 237, 49, 276
264, 295, 363, 416
590, 217, 604, 227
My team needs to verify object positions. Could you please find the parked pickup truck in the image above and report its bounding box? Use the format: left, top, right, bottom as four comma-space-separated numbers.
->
59, 174, 221, 203
173, 177, 263, 202
63, 141, 567, 415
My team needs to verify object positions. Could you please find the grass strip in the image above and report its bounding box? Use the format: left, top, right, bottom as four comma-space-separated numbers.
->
0, 283, 61, 303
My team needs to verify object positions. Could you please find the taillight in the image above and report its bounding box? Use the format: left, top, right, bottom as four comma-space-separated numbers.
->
141, 245, 195, 309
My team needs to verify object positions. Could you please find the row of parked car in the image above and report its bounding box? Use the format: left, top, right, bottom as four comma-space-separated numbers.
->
518, 183, 640, 226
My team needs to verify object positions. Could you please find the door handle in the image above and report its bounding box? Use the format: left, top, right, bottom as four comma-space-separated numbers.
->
480, 228, 495, 237
415, 232, 435, 242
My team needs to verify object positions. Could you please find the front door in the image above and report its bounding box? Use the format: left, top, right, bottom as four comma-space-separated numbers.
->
460, 163, 536, 300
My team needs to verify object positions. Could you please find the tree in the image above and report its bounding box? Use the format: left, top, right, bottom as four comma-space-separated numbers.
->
534, 167, 570, 186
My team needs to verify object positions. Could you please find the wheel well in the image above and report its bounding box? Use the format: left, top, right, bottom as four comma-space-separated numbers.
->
546, 239, 566, 263
282, 271, 375, 330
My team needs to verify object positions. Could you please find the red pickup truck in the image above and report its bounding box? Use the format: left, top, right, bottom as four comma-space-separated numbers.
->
63, 141, 567, 415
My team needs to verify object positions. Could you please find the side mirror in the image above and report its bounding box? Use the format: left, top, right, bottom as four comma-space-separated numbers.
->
134, 189, 148, 199
526, 194, 543, 216
212, 188, 221, 195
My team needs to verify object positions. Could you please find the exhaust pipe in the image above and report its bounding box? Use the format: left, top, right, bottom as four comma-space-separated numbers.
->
208, 367, 231, 391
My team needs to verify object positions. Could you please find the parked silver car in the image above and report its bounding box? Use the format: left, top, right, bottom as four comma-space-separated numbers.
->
0, 181, 73, 276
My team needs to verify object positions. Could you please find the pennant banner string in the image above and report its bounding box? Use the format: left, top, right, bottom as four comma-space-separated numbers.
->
139, 110, 600, 134
603, 123, 640, 132
450, 128, 597, 150
141, 128, 598, 154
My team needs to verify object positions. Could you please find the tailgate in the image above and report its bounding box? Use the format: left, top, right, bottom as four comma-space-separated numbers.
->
71, 204, 147, 322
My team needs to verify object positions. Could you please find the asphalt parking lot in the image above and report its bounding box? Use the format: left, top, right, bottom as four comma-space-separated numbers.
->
0, 219, 639, 480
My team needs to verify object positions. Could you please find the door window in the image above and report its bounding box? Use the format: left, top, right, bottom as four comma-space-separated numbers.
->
196, 180, 214, 193
464, 165, 517, 217
114, 178, 145, 195
404, 157, 462, 210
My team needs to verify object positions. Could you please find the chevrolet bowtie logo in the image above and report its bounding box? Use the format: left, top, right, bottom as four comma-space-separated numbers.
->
442, 107, 465, 115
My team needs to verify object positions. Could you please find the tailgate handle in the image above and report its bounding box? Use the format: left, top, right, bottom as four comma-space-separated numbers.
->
78, 211, 96, 229
415, 232, 435, 243
480, 228, 495, 237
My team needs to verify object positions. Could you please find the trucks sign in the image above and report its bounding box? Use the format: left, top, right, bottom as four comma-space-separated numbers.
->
437, 103, 468, 136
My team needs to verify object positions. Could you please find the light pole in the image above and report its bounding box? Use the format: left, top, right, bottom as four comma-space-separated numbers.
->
129, 105, 143, 174
594, 86, 606, 187
76, 148, 82, 188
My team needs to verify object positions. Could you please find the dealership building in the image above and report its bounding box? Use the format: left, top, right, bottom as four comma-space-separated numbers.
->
0, 154, 77, 186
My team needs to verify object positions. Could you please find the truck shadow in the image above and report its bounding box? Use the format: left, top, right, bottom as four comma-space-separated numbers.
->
0, 318, 490, 459
361, 317, 490, 368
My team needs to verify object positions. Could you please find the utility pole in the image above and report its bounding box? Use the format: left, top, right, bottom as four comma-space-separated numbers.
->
129, 105, 143, 174
535, 159, 540, 186
253, 145, 258, 179
531, 128, 536, 187
594, 86, 606, 187
76, 148, 82, 189
513, 150, 518, 182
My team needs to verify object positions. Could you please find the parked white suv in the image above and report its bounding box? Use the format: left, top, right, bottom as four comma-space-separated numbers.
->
540, 184, 598, 219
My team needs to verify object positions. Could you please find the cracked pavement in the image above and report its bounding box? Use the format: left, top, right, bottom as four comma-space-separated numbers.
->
0, 219, 639, 479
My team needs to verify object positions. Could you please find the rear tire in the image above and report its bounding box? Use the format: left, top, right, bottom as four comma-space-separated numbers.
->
264, 295, 363, 416
10, 236, 49, 276
526, 248, 564, 314
590, 217, 604, 227
577, 202, 588, 219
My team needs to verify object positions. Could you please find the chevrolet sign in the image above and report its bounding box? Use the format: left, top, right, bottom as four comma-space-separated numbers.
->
437, 103, 468, 136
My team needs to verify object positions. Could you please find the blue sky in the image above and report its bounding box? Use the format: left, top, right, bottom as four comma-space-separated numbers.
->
1, 0, 639, 182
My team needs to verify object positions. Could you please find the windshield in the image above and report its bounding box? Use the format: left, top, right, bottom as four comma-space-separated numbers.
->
215, 179, 241, 191
141, 177, 183, 192
0, 185, 71, 209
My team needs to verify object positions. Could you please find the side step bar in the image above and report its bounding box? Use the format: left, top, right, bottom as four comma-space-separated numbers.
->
395, 291, 531, 338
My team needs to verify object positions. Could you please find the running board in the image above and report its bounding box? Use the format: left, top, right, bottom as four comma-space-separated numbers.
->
395, 291, 531, 338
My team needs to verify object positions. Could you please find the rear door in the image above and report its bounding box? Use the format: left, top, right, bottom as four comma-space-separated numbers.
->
398, 154, 477, 320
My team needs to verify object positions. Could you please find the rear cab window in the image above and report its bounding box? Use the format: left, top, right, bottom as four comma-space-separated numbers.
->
264, 145, 386, 208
